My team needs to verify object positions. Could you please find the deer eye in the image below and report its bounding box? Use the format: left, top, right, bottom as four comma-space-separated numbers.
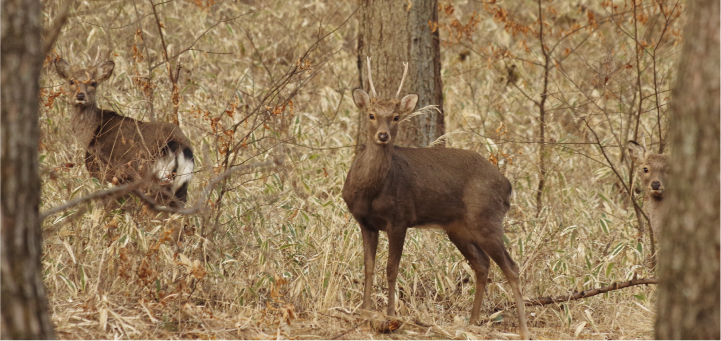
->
643, 167, 649, 173
369, 114, 375, 120
91, 81, 97, 87
393, 116, 400, 121
69, 80, 75, 85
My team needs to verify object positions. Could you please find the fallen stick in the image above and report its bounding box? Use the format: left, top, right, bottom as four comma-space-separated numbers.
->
329, 323, 362, 340
525, 277, 658, 306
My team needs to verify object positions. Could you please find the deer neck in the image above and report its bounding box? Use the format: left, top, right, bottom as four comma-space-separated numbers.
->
70, 105, 104, 149
350, 142, 394, 195
647, 196, 665, 233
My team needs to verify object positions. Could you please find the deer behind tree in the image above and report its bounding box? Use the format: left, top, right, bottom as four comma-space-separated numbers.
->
342, 58, 530, 339
55, 58, 194, 207
628, 140, 668, 234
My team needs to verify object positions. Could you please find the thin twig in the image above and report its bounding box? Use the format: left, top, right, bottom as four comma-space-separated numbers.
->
149, 0, 180, 124
132, 0, 156, 121
149, 0, 172, 82
148, 9, 262, 72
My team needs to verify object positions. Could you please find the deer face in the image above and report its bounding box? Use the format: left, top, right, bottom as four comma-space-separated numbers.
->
628, 141, 669, 200
353, 89, 418, 146
55, 58, 114, 108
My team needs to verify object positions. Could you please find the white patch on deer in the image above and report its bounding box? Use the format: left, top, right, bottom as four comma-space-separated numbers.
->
153, 154, 177, 182
172, 151, 194, 192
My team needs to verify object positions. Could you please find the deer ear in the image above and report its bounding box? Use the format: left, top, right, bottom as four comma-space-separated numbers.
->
55, 58, 71, 80
627, 140, 646, 163
96, 61, 115, 82
353, 89, 370, 110
399, 94, 418, 114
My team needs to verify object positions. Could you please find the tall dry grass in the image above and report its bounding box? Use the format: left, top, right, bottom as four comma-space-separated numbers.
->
38, 0, 682, 339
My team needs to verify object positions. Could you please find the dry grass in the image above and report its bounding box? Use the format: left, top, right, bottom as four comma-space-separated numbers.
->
37, 0, 681, 339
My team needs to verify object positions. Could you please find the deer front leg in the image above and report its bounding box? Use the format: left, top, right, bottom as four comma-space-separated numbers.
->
385, 227, 407, 317
360, 226, 379, 319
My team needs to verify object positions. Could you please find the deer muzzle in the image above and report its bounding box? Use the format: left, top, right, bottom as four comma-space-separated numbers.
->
651, 181, 661, 190
75, 92, 86, 104
378, 132, 390, 143
650, 180, 664, 197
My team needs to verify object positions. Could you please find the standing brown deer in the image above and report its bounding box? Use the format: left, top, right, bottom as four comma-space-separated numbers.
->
55, 58, 194, 207
342, 58, 530, 339
627, 140, 668, 233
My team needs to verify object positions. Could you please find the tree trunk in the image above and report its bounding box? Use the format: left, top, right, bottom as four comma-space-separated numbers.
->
1, 0, 56, 338
655, 0, 720, 339
356, 0, 444, 149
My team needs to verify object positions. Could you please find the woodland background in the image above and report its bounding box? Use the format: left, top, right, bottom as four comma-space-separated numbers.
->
5, 0, 714, 339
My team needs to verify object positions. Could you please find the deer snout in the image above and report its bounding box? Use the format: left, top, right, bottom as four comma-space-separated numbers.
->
75, 92, 86, 103
651, 181, 662, 190
377, 132, 389, 143
649, 180, 664, 199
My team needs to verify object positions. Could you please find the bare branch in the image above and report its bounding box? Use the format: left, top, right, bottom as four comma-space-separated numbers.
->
525, 278, 658, 306
40, 180, 145, 220
131, 159, 280, 215
41, 157, 280, 223
42, 0, 73, 55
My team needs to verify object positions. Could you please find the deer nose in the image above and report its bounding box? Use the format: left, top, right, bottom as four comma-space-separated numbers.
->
651, 181, 661, 190
76, 92, 86, 101
377, 132, 389, 142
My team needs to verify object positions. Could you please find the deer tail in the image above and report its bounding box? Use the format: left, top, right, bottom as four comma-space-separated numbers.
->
153, 141, 194, 203
173, 145, 194, 202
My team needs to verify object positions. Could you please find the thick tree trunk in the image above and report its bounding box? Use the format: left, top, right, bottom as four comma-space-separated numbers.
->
356, 0, 443, 149
655, 0, 720, 339
1, 0, 56, 338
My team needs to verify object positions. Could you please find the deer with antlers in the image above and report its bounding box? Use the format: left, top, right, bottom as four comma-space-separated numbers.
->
342, 58, 530, 338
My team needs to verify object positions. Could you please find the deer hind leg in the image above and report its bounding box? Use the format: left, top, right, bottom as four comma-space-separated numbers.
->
473, 227, 530, 339
447, 228, 491, 324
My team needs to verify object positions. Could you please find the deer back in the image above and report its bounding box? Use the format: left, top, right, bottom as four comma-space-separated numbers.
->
87, 110, 191, 180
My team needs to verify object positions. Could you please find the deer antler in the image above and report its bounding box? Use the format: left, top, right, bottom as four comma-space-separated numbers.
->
395, 62, 408, 99
366, 57, 378, 98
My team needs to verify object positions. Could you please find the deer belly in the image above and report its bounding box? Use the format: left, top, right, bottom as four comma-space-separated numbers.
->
84, 150, 133, 183
411, 196, 465, 225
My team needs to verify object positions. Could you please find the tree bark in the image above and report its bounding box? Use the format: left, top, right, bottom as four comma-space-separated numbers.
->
655, 0, 720, 339
1, 0, 56, 338
356, 0, 444, 149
